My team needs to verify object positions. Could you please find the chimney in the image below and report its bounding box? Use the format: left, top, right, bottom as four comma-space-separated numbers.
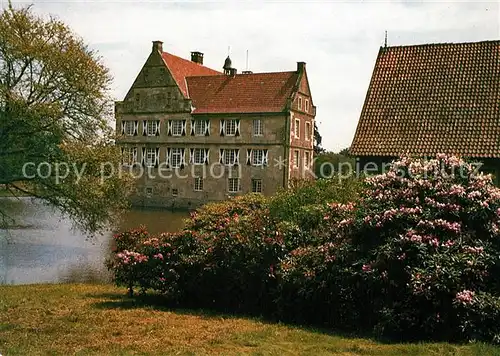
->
191, 51, 204, 65
297, 62, 306, 73
242, 70, 253, 74
152, 40, 163, 53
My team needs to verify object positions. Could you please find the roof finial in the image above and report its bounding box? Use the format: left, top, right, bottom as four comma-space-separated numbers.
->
228, 46, 231, 56
384, 30, 388, 48
246, 49, 249, 71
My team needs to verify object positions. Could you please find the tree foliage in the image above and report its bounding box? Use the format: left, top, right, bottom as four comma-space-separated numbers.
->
0, 4, 132, 234
314, 148, 355, 179
313, 122, 324, 154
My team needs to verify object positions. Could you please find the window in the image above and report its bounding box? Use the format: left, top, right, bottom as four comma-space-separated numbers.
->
192, 120, 209, 136
144, 148, 158, 167
228, 178, 241, 193
143, 120, 160, 136
170, 148, 184, 168
190, 148, 209, 165
247, 149, 268, 166
298, 97, 303, 110
252, 179, 262, 193
122, 121, 138, 136
253, 119, 263, 136
191, 148, 206, 165
121, 147, 137, 166
305, 122, 311, 141
294, 119, 300, 138
294, 150, 300, 168
172, 188, 178, 196
304, 151, 311, 168
168, 120, 186, 136
194, 177, 203, 191
220, 119, 240, 136
145, 187, 153, 197
220, 149, 239, 166
305, 99, 310, 113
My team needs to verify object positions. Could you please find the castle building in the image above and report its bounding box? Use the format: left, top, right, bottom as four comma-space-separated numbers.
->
115, 40, 316, 208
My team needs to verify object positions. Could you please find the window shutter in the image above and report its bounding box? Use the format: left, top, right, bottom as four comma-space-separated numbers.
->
220, 120, 225, 136
181, 120, 186, 136
167, 120, 172, 136
156, 120, 160, 136
180, 148, 186, 168
246, 149, 252, 165
219, 149, 224, 164
134, 121, 139, 136
205, 120, 210, 136
189, 148, 194, 164
141, 147, 146, 166
264, 150, 269, 166
155, 148, 160, 167
236, 150, 240, 165
166, 148, 171, 168
235, 120, 240, 137
121, 122, 125, 135
204, 149, 209, 165
190, 120, 195, 136
142, 121, 147, 136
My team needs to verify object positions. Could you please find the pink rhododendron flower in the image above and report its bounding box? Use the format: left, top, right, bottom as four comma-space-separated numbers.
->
153, 253, 164, 260
455, 290, 475, 305
464, 246, 484, 254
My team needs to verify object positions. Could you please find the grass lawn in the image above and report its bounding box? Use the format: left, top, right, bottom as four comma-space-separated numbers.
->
0, 284, 499, 355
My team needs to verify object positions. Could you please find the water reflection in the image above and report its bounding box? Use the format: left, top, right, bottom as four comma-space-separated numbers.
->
0, 197, 188, 285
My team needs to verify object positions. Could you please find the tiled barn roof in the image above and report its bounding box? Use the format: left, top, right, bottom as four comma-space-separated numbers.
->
350, 40, 500, 158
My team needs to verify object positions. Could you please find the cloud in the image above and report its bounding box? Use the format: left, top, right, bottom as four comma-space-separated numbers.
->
5, 0, 500, 151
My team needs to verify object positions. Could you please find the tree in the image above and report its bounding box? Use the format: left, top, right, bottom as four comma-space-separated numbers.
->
0, 4, 132, 234
313, 122, 324, 154
314, 149, 355, 179
338, 146, 350, 156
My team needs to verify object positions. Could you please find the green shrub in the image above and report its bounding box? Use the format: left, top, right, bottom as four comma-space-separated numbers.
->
314, 155, 500, 342
268, 176, 362, 247
107, 156, 500, 344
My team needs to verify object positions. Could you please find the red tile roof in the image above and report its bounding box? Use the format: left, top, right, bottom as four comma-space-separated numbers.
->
350, 40, 500, 158
186, 72, 298, 114
161, 52, 221, 97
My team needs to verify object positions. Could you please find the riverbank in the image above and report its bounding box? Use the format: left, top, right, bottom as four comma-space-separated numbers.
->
0, 284, 498, 355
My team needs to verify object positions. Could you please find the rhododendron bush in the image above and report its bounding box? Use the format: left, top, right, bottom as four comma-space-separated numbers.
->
280, 155, 500, 342
107, 194, 289, 312
107, 156, 500, 344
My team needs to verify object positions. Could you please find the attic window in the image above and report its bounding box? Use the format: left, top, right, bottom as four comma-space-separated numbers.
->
305, 99, 309, 113
298, 97, 303, 111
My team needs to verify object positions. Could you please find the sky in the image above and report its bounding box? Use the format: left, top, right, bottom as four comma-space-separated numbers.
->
3, 0, 499, 152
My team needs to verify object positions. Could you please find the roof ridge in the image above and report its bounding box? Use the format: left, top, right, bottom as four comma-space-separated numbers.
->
381, 39, 500, 50
186, 70, 296, 79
